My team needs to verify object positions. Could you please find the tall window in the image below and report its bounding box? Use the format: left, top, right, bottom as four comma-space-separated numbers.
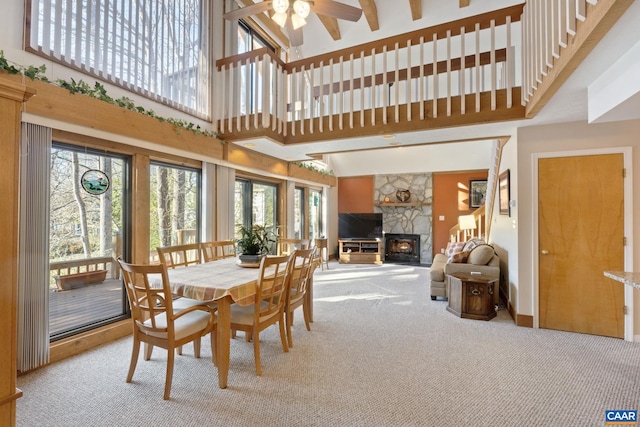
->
235, 178, 278, 248
27, 0, 210, 117
49, 143, 130, 340
294, 187, 305, 239
149, 162, 200, 258
309, 189, 323, 240
237, 20, 275, 115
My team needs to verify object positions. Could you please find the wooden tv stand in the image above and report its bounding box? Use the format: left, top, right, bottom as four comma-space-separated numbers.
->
338, 240, 383, 265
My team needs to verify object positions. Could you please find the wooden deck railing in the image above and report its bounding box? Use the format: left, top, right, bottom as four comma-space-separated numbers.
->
49, 256, 117, 287
215, 5, 524, 143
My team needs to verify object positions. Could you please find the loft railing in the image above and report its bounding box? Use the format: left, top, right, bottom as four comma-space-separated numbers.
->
215, 5, 524, 142
521, 0, 632, 117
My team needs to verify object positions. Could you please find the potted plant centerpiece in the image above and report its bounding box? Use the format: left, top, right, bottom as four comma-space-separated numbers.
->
235, 224, 277, 267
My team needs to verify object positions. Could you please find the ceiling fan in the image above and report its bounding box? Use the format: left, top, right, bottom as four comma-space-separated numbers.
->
224, 0, 363, 47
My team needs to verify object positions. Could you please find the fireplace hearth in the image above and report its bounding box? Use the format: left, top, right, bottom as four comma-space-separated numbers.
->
385, 234, 420, 264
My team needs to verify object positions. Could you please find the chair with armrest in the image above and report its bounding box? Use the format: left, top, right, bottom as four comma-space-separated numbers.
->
157, 243, 202, 268
226, 254, 291, 376
115, 258, 216, 400
285, 248, 315, 347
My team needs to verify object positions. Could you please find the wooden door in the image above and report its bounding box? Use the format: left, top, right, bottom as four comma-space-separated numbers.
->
538, 154, 624, 338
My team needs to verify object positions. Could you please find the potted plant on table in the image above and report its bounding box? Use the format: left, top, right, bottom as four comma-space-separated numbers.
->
235, 224, 277, 267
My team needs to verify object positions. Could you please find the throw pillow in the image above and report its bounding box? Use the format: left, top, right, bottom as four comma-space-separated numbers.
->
445, 241, 466, 256
468, 245, 495, 265
447, 250, 470, 263
462, 237, 486, 252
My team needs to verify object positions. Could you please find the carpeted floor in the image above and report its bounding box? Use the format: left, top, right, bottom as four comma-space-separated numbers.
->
17, 262, 640, 426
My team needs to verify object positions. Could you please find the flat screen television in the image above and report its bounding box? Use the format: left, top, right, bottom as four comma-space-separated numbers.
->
338, 213, 383, 240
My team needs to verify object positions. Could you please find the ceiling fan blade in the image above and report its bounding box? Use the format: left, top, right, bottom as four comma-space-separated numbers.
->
285, 17, 304, 47
223, 2, 272, 21
311, 0, 363, 22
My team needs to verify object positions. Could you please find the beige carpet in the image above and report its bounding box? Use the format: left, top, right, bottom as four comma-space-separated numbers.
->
17, 263, 640, 426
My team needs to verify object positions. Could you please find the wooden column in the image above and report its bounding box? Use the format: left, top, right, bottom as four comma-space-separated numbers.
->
0, 75, 35, 426
131, 154, 150, 264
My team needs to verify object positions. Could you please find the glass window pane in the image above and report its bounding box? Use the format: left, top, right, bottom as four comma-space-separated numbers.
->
149, 163, 200, 260
294, 187, 304, 239
309, 189, 323, 239
49, 145, 129, 339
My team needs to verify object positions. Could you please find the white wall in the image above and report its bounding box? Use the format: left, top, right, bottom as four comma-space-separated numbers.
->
329, 139, 495, 177
487, 129, 519, 308
515, 119, 640, 337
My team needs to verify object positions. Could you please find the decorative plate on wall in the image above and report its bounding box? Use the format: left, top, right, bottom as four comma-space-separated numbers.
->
81, 169, 110, 195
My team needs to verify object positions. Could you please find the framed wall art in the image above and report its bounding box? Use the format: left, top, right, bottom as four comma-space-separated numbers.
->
498, 169, 510, 216
469, 179, 487, 208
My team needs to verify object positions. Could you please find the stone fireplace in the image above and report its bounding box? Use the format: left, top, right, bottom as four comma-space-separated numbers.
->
374, 173, 433, 264
385, 233, 421, 264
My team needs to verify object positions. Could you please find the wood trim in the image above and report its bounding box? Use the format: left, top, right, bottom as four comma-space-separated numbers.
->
225, 143, 289, 177
507, 298, 534, 328
286, 4, 523, 70
271, 88, 525, 145
516, 314, 534, 328
216, 46, 286, 69
53, 130, 202, 169
0, 75, 35, 426
15, 76, 225, 161
48, 320, 132, 365
132, 153, 151, 264
0, 389, 22, 407
288, 163, 337, 186
525, 0, 634, 118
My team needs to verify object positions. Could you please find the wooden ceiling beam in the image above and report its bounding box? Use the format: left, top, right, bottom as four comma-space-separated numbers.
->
359, 0, 380, 31
409, 0, 421, 20
235, 0, 291, 48
317, 14, 342, 41
460, 0, 471, 7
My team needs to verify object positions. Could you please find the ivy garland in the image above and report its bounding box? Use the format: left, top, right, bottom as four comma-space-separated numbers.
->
0, 50, 222, 142
293, 161, 335, 177
0, 51, 337, 177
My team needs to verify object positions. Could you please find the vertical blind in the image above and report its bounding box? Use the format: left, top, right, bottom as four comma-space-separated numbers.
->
17, 123, 52, 372
27, 0, 211, 118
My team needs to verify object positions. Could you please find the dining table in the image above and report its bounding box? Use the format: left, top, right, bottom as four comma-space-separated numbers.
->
162, 256, 295, 389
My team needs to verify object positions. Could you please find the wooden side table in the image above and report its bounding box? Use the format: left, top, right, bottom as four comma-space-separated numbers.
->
446, 272, 497, 321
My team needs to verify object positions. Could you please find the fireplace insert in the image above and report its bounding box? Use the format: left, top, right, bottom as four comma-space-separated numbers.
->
384, 234, 420, 264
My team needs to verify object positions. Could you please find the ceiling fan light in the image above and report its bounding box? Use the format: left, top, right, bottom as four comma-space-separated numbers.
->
291, 13, 306, 29
272, 0, 289, 14
293, 0, 311, 19
271, 11, 288, 28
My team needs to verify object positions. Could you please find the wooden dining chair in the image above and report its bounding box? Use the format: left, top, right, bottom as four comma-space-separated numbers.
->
219, 240, 237, 258
284, 248, 315, 348
157, 243, 202, 268
115, 258, 216, 400
277, 238, 309, 256
226, 254, 291, 376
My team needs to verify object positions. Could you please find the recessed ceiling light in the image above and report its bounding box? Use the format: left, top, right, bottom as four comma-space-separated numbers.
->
245, 143, 255, 147
389, 141, 400, 146
383, 134, 395, 139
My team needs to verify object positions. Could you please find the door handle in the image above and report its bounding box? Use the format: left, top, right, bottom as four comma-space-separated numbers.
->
540, 249, 549, 255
